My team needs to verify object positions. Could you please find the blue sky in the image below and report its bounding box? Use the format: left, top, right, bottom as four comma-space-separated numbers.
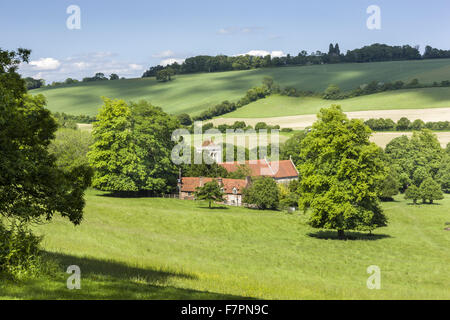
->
1, 0, 449, 82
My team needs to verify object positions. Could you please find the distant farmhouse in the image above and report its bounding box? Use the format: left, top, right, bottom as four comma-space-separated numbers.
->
178, 155, 299, 205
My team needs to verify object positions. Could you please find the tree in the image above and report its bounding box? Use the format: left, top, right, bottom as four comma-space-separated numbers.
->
396, 117, 411, 131
0, 48, 92, 225
298, 105, 388, 238
177, 113, 192, 126
379, 168, 400, 200
280, 131, 306, 166
436, 155, 450, 193
194, 180, 225, 208
419, 178, 444, 204
109, 73, 119, 80
243, 177, 279, 210
404, 185, 420, 204
156, 67, 175, 82
89, 99, 180, 194
48, 128, 93, 172
323, 84, 341, 99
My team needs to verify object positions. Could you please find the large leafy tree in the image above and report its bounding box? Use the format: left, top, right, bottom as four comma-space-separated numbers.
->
89, 98, 180, 194
194, 180, 225, 208
298, 105, 388, 238
0, 48, 92, 225
385, 130, 445, 192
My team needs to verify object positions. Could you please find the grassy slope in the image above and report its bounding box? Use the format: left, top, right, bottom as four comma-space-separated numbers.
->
31, 59, 450, 116
223, 87, 450, 118
1, 190, 449, 299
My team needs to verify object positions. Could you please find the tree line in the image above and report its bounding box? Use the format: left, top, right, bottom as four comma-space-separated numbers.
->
142, 43, 450, 79
364, 117, 450, 132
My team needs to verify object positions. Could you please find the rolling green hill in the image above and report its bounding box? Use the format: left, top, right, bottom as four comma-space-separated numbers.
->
1, 190, 449, 299
31, 58, 450, 116
223, 87, 450, 118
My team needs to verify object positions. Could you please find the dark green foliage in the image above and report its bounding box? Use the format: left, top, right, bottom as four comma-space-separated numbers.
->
156, 67, 175, 82
298, 105, 388, 237
177, 113, 192, 126
194, 180, 225, 208
419, 178, 444, 204
243, 177, 279, 210
0, 48, 92, 225
0, 221, 43, 279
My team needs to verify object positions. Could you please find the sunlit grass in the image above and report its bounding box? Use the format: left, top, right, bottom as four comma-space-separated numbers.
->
1, 190, 449, 299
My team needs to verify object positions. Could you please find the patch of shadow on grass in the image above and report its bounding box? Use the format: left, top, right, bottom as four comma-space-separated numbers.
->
5, 251, 253, 300
197, 205, 230, 210
308, 231, 391, 241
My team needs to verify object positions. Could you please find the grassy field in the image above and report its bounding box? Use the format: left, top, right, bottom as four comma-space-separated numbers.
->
223, 87, 450, 118
1, 189, 449, 300
31, 59, 450, 116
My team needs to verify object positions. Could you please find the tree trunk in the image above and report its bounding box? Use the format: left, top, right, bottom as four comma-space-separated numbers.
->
209, 200, 211, 208
337, 229, 345, 239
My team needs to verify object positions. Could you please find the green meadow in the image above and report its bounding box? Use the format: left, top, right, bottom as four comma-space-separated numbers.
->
223, 87, 450, 118
1, 189, 449, 300
31, 58, 450, 117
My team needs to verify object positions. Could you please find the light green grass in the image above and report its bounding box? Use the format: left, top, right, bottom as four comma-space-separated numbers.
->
31, 59, 450, 116
223, 87, 450, 118
1, 190, 449, 299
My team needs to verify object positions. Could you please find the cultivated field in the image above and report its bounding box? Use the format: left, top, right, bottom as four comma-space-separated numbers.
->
1, 190, 448, 299
213, 107, 450, 129
223, 88, 450, 118
31, 59, 450, 116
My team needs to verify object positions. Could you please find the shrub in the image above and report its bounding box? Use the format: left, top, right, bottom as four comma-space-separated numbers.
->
243, 177, 279, 210
396, 117, 411, 131
323, 84, 341, 99
404, 185, 420, 204
0, 221, 43, 279
419, 177, 444, 204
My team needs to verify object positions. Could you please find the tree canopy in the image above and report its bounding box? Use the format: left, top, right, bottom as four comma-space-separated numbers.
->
297, 105, 388, 238
88, 98, 180, 194
0, 48, 92, 225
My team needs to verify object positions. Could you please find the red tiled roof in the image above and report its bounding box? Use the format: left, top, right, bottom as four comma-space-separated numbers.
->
180, 177, 248, 194
219, 160, 298, 179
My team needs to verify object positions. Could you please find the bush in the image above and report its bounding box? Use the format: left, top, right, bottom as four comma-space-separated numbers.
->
419, 177, 444, 204
404, 185, 420, 204
323, 84, 341, 99
0, 221, 43, 279
243, 177, 279, 210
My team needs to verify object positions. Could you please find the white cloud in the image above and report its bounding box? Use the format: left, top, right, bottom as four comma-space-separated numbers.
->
29, 58, 61, 70
160, 58, 185, 66
129, 64, 143, 70
236, 50, 286, 58
19, 52, 146, 82
152, 50, 175, 58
